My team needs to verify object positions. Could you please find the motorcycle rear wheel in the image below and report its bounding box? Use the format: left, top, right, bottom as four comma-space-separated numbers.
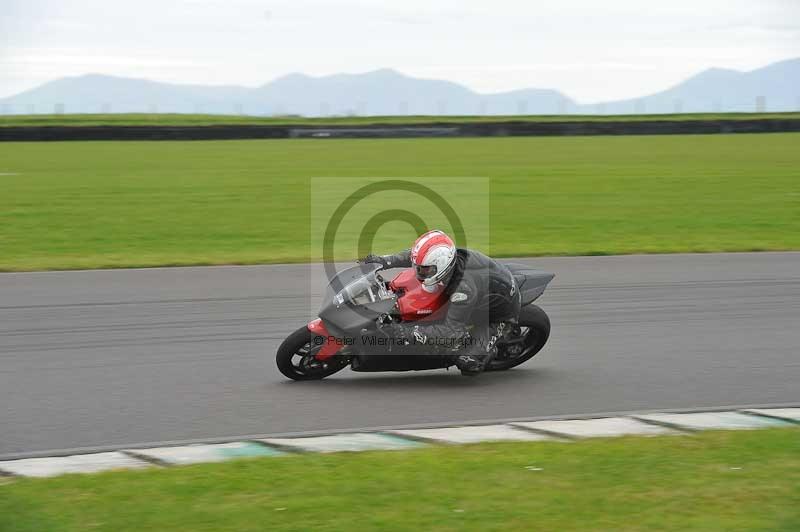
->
276, 326, 349, 381
487, 304, 551, 371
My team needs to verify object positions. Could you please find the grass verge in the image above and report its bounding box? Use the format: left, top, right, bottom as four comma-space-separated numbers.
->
1, 112, 799, 127
1, 133, 799, 271
1, 428, 798, 531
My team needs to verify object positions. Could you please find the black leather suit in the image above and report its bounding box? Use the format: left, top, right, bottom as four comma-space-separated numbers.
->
380, 248, 522, 355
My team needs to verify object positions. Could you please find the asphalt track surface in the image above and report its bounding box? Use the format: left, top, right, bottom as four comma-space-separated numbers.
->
1, 252, 798, 458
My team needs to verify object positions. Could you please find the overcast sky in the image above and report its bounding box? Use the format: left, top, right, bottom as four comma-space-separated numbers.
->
1, 0, 799, 101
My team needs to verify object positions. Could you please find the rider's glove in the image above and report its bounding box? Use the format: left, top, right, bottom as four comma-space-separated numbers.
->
361, 254, 389, 270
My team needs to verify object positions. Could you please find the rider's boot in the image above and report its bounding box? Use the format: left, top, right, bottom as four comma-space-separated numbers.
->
455, 345, 498, 377
455, 353, 483, 376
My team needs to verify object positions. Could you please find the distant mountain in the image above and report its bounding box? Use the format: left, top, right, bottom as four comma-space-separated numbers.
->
597, 58, 800, 114
0, 74, 253, 115
1, 59, 798, 116
0, 69, 572, 116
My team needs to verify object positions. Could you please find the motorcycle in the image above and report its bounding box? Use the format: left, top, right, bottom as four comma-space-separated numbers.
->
276, 262, 554, 380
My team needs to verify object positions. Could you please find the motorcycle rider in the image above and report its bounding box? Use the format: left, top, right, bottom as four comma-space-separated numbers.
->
362, 229, 521, 376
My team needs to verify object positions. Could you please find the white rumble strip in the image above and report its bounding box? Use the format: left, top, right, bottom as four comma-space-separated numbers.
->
511, 416, 677, 438
742, 408, 800, 422
260, 433, 423, 453
0, 452, 151, 478
389, 424, 555, 444
0, 408, 796, 478
633, 411, 794, 431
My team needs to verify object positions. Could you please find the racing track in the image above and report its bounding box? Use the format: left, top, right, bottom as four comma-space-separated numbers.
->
1, 252, 798, 458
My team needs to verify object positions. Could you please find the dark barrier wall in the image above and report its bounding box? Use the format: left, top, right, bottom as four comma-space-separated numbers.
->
2, 119, 800, 141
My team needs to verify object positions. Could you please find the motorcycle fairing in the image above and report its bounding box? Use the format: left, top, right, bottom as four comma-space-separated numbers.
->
389, 268, 449, 321
503, 263, 556, 305
307, 318, 342, 360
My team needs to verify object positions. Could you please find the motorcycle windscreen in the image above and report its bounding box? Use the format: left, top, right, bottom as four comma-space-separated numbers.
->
319, 264, 396, 336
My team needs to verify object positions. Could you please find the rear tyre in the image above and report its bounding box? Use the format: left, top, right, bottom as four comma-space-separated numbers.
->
487, 305, 551, 371
276, 326, 349, 381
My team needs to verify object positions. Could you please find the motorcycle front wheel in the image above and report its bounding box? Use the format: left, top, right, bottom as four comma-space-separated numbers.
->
276, 326, 349, 381
487, 304, 551, 371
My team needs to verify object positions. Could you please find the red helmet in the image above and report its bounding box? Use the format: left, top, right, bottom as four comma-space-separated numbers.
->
410, 230, 457, 287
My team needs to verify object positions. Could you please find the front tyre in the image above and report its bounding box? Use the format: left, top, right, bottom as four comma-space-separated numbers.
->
276, 326, 349, 381
487, 304, 551, 371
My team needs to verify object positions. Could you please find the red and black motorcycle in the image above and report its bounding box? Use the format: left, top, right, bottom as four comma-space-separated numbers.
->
276, 262, 554, 380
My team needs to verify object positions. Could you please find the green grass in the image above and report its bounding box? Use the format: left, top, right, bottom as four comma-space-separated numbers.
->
1, 112, 799, 127
1, 133, 799, 271
1, 429, 798, 531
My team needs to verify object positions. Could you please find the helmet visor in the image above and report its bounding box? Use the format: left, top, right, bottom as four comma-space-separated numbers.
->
415, 264, 438, 281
